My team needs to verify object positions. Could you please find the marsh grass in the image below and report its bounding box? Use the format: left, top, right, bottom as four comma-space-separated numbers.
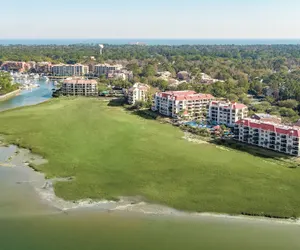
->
1, 98, 300, 218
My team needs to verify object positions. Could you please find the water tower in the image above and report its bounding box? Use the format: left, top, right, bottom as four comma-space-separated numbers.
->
99, 44, 104, 55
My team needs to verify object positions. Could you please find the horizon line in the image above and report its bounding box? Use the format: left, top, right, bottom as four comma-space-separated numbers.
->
1, 38, 300, 40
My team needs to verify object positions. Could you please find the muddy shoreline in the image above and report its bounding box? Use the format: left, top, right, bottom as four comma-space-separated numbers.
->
0, 141, 299, 225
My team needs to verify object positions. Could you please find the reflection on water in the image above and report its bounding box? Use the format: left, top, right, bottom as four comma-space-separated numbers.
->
0, 80, 54, 112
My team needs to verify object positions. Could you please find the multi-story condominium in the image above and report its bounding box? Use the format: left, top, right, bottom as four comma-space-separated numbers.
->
127, 83, 150, 104
152, 90, 215, 119
94, 64, 123, 76
52, 64, 89, 76
208, 101, 248, 127
1, 61, 30, 72
61, 79, 98, 96
234, 118, 300, 156
36, 62, 52, 73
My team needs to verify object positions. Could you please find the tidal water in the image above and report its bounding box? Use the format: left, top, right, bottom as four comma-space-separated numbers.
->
0, 80, 54, 112
1, 84, 300, 250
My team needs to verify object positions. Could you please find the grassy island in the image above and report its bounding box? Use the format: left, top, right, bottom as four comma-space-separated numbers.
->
1, 98, 300, 218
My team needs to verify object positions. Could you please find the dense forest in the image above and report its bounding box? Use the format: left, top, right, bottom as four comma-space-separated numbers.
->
1, 44, 300, 122
0, 71, 17, 95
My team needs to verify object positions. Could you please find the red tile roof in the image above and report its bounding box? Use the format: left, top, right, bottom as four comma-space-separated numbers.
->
236, 119, 300, 137
232, 103, 247, 109
158, 91, 214, 101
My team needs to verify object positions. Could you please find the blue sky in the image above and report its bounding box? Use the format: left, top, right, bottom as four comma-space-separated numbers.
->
1, 0, 300, 39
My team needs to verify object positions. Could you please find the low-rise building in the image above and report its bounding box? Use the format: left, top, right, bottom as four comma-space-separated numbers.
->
61, 79, 98, 96
208, 101, 248, 126
177, 71, 190, 81
198, 73, 224, 84
52, 64, 89, 76
234, 118, 300, 156
127, 83, 150, 104
107, 69, 133, 81
152, 90, 215, 119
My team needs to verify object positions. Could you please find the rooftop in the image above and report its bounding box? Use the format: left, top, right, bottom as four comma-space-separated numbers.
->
52, 63, 87, 67
94, 63, 123, 68
128, 83, 150, 92
236, 118, 300, 137
63, 79, 97, 85
157, 91, 214, 101
210, 101, 248, 109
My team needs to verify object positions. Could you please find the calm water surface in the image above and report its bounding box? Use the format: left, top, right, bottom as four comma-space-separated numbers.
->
1, 84, 300, 250
0, 80, 54, 112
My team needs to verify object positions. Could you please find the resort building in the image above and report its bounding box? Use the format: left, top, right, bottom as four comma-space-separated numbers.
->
94, 64, 123, 76
36, 62, 52, 73
61, 79, 98, 96
234, 118, 300, 156
52, 64, 89, 76
152, 90, 215, 119
208, 101, 248, 127
0, 61, 32, 72
127, 83, 150, 105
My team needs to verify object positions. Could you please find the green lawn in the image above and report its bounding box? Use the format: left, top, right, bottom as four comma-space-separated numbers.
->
1, 97, 300, 218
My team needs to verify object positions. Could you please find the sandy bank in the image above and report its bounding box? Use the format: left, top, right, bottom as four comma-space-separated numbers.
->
0, 89, 21, 102
0, 142, 299, 225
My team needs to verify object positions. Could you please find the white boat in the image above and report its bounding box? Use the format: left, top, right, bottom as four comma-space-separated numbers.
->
29, 73, 39, 79
42, 76, 49, 81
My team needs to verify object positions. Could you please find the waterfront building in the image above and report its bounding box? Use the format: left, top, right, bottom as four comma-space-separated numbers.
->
1, 61, 29, 72
234, 118, 300, 156
61, 79, 98, 96
152, 90, 215, 119
94, 64, 123, 76
52, 64, 89, 76
127, 83, 150, 105
208, 101, 248, 127
36, 62, 52, 73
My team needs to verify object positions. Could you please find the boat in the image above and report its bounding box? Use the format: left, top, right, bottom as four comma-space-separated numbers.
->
42, 76, 49, 81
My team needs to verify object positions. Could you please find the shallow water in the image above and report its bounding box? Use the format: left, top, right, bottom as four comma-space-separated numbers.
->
1, 147, 300, 249
0, 80, 54, 112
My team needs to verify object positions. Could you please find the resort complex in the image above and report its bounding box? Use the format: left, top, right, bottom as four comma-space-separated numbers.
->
0, 61, 133, 80
234, 118, 300, 156
2, 60, 300, 158
61, 79, 98, 96
152, 90, 215, 119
